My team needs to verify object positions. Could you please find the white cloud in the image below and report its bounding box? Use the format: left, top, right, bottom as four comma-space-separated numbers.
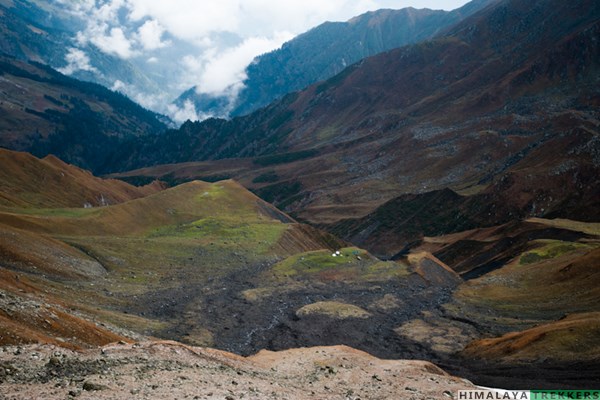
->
136, 19, 170, 50
111, 79, 127, 91
58, 47, 99, 75
89, 26, 136, 59
194, 32, 292, 95
235, 0, 365, 36
69, 0, 136, 59
122, 0, 469, 45
125, 0, 241, 43
109, 79, 175, 117
167, 100, 200, 123
95, 0, 126, 21
55, 0, 96, 15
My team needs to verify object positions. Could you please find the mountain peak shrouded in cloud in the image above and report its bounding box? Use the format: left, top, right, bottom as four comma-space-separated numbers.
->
48, 0, 470, 123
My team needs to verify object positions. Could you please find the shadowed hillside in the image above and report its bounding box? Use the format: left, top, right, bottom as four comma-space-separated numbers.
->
415, 218, 600, 388
0, 55, 166, 173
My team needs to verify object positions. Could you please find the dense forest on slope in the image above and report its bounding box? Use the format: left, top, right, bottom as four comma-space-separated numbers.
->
0, 55, 166, 173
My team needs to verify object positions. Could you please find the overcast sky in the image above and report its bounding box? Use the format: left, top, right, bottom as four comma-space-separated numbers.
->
59, 0, 470, 120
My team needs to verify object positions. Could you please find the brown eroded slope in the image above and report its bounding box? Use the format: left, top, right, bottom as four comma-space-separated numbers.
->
407, 218, 600, 335
0, 149, 163, 209
461, 312, 600, 363
0, 270, 129, 349
453, 312, 600, 389
448, 240, 600, 328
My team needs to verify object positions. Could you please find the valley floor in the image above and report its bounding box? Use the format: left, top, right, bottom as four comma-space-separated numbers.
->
0, 151, 598, 392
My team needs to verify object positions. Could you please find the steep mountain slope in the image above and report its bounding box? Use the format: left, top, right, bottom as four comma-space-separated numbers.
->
0, 0, 83, 66
457, 312, 600, 388
116, 0, 599, 230
462, 312, 600, 363
0, 55, 166, 173
326, 148, 600, 258
176, 0, 495, 118
0, 270, 129, 349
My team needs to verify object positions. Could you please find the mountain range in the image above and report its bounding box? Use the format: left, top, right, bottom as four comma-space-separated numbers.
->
0, 0, 598, 393
115, 0, 600, 230
176, 0, 495, 118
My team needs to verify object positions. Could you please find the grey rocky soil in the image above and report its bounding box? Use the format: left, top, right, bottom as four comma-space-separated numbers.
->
0, 340, 477, 399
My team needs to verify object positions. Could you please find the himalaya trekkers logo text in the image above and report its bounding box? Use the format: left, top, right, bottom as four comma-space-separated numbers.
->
458, 390, 600, 400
